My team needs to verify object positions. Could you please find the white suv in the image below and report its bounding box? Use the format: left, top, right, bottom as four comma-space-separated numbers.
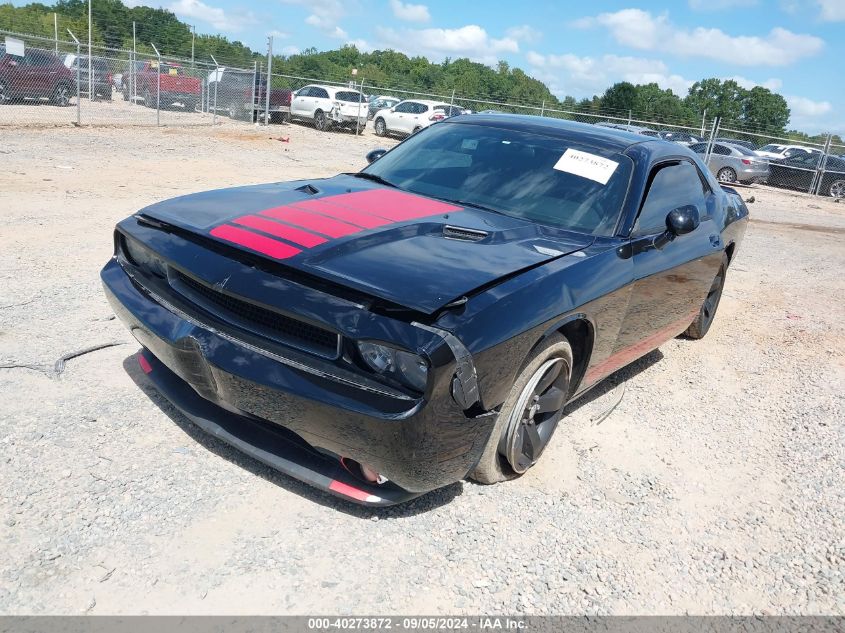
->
372, 99, 454, 137
290, 84, 368, 131
755, 143, 819, 160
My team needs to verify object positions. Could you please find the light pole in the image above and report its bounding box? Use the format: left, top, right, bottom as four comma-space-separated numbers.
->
191, 25, 195, 67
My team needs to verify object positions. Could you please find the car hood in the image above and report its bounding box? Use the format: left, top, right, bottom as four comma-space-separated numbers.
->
139, 175, 593, 314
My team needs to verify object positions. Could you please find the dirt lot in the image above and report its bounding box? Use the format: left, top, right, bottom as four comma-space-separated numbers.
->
0, 121, 843, 615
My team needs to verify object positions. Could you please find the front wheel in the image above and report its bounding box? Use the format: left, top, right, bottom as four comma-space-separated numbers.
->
314, 109, 330, 131
52, 84, 71, 107
684, 255, 728, 340
829, 179, 845, 199
0, 80, 9, 104
472, 335, 572, 484
717, 167, 737, 183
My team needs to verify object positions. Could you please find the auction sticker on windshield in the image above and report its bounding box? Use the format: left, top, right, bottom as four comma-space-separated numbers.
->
554, 148, 619, 185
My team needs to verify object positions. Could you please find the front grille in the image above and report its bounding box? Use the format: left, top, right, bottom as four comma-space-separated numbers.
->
171, 270, 340, 358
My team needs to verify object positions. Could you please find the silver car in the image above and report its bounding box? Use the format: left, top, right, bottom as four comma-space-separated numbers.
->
689, 141, 770, 184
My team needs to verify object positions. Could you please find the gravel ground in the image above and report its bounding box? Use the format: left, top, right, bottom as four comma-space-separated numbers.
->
0, 123, 843, 615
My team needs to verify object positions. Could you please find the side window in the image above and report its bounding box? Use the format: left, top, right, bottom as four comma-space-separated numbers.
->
688, 143, 706, 153
416, 103, 429, 114
634, 162, 708, 236
313, 87, 329, 99
296, 87, 312, 97
394, 102, 414, 113
712, 144, 731, 156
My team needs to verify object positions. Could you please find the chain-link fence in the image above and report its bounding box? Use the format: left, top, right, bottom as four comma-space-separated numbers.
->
2, 28, 843, 199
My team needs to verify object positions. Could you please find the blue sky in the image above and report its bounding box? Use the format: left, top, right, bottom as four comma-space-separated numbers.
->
74, 0, 845, 132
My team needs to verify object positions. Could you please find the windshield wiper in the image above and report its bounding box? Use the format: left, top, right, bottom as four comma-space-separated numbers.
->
349, 172, 398, 188
436, 197, 505, 216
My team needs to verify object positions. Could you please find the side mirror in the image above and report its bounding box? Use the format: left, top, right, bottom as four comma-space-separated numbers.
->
666, 205, 700, 236
366, 149, 387, 164
389, 107, 396, 112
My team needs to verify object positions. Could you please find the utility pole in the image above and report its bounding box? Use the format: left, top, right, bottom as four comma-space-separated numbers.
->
54, 13, 58, 53
191, 25, 195, 67
131, 21, 136, 105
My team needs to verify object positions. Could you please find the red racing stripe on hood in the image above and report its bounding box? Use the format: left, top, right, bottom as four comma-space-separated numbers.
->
210, 224, 302, 259
232, 214, 328, 248
260, 206, 362, 238
325, 189, 463, 221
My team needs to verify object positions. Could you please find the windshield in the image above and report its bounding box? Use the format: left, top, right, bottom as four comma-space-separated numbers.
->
758, 144, 782, 152
730, 144, 757, 156
362, 122, 633, 235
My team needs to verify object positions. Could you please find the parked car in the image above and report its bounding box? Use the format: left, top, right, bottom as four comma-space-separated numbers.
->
127, 60, 200, 111
101, 115, 748, 505
372, 99, 454, 137
595, 122, 660, 137
688, 141, 770, 184
0, 45, 75, 106
368, 95, 400, 120
766, 152, 845, 198
63, 54, 112, 101
659, 130, 702, 145
208, 68, 291, 122
754, 143, 819, 160
715, 137, 757, 152
290, 84, 368, 131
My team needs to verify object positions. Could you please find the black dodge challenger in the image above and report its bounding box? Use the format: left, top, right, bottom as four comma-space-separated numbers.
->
101, 115, 748, 505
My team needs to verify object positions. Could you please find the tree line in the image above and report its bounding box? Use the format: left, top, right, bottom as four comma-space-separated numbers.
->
2, 0, 837, 143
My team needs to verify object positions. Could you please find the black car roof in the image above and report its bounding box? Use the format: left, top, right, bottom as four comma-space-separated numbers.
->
449, 114, 658, 155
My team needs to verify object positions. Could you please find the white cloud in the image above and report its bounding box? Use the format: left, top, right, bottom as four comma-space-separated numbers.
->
525, 52, 693, 99
726, 75, 783, 91
574, 8, 824, 66
375, 25, 518, 64
388, 0, 430, 23
346, 38, 373, 52
817, 0, 845, 20
281, 0, 348, 38
167, 0, 256, 32
506, 25, 542, 43
280, 45, 301, 56
785, 95, 844, 134
688, 0, 758, 10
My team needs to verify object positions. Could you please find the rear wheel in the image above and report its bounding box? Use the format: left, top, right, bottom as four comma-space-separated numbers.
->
472, 335, 572, 484
374, 117, 386, 137
52, 83, 71, 107
717, 167, 737, 183
684, 255, 728, 340
829, 179, 845, 199
0, 80, 8, 104
143, 88, 153, 108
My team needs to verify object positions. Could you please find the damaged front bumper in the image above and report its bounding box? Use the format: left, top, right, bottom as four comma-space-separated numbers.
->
100, 248, 496, 504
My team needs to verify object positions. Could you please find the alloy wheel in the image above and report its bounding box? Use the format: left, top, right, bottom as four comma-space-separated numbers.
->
830, 180, 845, 199
314, 111, 326, 131
375, 119, 386, 136
0, 81, 8, 104
55, 86, 70, 107
499, 357, 569, 473
717, 167, 737, 183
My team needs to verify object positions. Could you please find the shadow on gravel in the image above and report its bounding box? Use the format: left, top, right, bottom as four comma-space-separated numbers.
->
563, 348, 665, 413
122, 353, 462, 518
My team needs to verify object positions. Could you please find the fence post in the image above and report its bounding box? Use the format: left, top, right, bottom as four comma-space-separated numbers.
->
704, 116, 721, 167
54, 13, 58, 53
210, 54, 219, 126
356, 79, 364, 136
150, 42, 161, 126
811, 133, 833, 196
265, 35, 273, 126
540, 100, 545, 117
700, 109, 707, 138
131, 21, 136, 106
67, 29, 81, 126
250, 61, 257, 124
450, 88, 455, 109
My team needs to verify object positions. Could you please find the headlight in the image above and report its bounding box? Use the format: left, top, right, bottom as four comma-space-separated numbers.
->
357, 341, 429, 392
122, 235, 167, 278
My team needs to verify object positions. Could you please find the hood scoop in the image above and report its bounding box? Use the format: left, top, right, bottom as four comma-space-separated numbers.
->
442, 225, 489, 242
295, 183, 320, 195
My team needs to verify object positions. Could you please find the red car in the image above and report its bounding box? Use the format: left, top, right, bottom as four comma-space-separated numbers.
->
127, 60, 201, 111
0, 45, 75, 106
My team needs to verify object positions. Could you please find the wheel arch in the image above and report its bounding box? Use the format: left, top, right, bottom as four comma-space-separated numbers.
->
533, 313, 596, 399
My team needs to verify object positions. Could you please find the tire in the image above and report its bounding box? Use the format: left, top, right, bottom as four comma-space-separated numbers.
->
829, 179, 845, 199
227, 102, 241, 119
471, 334, 573, 484
314, 109, 330, 131
122, 86, 129, 101
717, 167, 737, 183
143, 89, 153, 108
52, 83, 71, 107
374, 117, 387, 137
0, 80, 8, 105
684, 254, 728, 340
